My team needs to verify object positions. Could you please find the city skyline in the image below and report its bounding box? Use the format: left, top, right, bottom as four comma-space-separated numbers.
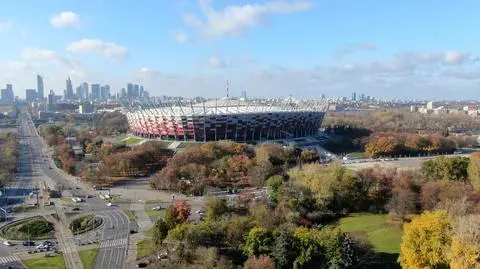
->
1, 1, 480, 99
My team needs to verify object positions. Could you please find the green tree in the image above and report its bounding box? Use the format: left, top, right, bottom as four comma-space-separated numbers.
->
243, 227, 274, 257
205, 197, 228, 222
399, 210, 452, 269
422, 156, 469, 181
273, 229, 296, 269
152, 219, 169, 247
266, 175, 284, 205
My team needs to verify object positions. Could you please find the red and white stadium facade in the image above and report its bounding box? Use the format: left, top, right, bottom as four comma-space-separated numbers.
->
125, 98, 328, 142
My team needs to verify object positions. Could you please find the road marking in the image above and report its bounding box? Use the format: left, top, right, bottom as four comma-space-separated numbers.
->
0, 255, 19, 264
100, 238, 128, 248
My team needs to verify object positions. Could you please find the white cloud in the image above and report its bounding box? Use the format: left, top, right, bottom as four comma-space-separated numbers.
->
208, 55, 226, 68
66, 39, 128, 60
173, 31, 190, 43
50, 11, 82, 29
182, 0, 314, 38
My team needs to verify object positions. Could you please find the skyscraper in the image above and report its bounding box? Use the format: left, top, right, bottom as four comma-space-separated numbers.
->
100, 85, 110, 100
82, 82, 89, 100
1, 84, 15, 104
47, 90, 55, 112
65, 77, 74, 99
91, 84, 101, 100
37, 74, 44, 100
26, 89, 37, 102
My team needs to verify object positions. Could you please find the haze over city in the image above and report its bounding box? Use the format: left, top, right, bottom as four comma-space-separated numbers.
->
1, 0, 480, 99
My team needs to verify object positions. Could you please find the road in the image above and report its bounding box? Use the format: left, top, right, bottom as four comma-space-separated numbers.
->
0, 109, 130, 269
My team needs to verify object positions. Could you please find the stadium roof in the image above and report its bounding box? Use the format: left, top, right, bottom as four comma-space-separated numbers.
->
126, 98, 328, 116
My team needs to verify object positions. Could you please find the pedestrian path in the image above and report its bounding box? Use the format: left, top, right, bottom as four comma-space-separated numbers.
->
0, 255, 19, 265
100, 238, 128, 248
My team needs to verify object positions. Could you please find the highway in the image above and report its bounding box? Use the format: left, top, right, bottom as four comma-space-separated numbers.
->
0, 109, 130, 269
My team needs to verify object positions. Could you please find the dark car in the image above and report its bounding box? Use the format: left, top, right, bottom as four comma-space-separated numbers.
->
72, 207, 80, 211
136, 262, 148, 268
22, 241, 35, 246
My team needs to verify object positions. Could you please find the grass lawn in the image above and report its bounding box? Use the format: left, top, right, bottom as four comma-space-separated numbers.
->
333, 213, 402, 254
116, 135, 143, 145
123, 210, 137, 221
23, 255, 66, 269
79, 248, 98, 269
58, 198, 73, 205
145, 210, 165, 218
144, 226, 154, 237
145, 199, 165, 204
137, 239, 155, 260
345, 151, 366, 159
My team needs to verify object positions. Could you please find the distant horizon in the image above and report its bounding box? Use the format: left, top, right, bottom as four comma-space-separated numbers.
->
1, 1, 480, 99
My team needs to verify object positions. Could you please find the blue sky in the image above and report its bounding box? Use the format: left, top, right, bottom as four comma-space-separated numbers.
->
1, 0, 480, 99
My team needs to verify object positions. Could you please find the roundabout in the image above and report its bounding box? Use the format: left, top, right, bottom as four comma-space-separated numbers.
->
0, 216, 54, 240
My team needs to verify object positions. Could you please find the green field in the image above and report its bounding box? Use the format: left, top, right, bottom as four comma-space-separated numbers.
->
333, 213, 402, 254
123, 210, 137, 221
115, 135, 143, 145
145, 210, 165, 219
23, 255, 66, 269
345, 152, 366, 159
137, 239, 155, 259
144, 226, 154, 237
79, 248, 98, 269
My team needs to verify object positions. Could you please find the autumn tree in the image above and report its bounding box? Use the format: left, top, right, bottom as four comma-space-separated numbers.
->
449, 214, 480, 269
244, 255, 275, 269
153, 219, 169, 247
243, 227, 274, 257
422, 156, 469, 181
399, 210, 452, 269
468, 153, 480, 192
204, 197, 228, 222
164, 201, 191, 230
387, 171, 419, 221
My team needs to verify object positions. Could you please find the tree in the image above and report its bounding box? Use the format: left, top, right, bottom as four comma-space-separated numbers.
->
422, 157, 469, 181
205, 197, 228, 222
174, 200, 191, 223
399, 210, 452, 269
468, 153, 480, 192
243, 227, 274, 257
244, 255, 275, 269
266, 175, 284, 205
272, 229, 296, 269
449, 214, 480, 269
153, 219, 169, 247
387, 172, 418, 221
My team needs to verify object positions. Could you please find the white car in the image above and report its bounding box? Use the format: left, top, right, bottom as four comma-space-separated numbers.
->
3, 241, 12, 246
106, 203, 112, 207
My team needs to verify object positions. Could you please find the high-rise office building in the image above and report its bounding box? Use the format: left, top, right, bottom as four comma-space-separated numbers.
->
65, 77, 74, 99
91, 84, 101, 100
26, 89, 37, 102
126, 83, 133, 98
1, 84, 15, 104
75, 86, 85, 100
352, 92, 357, 101
82, 82, 89, 100
47, 90, 55, 112
100, 85, 110, 100
37, 74, 44, 100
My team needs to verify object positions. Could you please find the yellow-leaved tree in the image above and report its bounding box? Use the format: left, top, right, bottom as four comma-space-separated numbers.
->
468, 153, 480, 192
399, 210, 452, 269
449, 214, 480, 269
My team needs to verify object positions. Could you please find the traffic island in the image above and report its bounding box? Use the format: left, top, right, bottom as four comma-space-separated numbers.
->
69, 214, 103, 235
22, 254, 66, 269
0, 216, 54, 240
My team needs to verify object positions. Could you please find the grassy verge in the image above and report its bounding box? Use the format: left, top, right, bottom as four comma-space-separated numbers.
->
145, 210, 165, 219
79, 248, 98, 269
23, 255, 66, 269
123, 210, 137, 221
345, 151, 366, 159
116, 135, 143, 145
145, 199, 165, 204
59, 198, 73, 205
69, 215, 103, 235
144, 226, 154, 237
137, 239, 155, 260
0, 217, 54, 240
332, 213, 402, 254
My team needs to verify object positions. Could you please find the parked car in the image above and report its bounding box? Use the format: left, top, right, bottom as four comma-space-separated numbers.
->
72, 207, 80, 211
3, 241, 12, 246
23, 241, 35, 246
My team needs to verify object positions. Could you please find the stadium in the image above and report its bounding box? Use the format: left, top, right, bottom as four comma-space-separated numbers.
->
125, 98, 328, 142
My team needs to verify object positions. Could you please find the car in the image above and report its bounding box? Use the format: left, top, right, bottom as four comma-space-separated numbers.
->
195, 209, 205, 214
23, 241, 35, 246
72, 207, 80, 211
106, 203, 112, 207
3, 241, 12, 246
151, 206, 163, 211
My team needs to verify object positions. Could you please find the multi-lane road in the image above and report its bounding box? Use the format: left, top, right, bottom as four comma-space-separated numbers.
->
0, 110, 130, 269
